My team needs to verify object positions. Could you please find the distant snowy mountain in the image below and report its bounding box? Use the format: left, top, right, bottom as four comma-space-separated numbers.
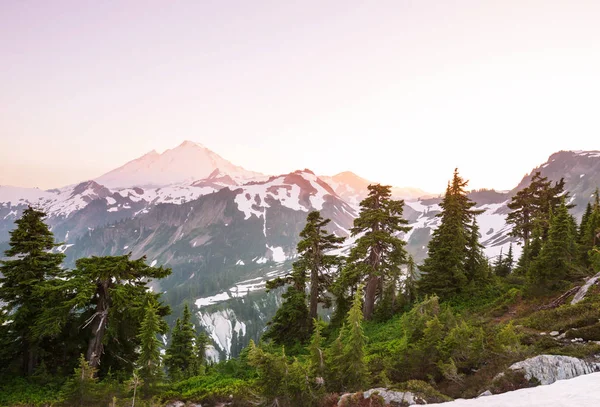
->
95, 140, 264, 188
320, 171, 433, 206
3, 148, 600, 359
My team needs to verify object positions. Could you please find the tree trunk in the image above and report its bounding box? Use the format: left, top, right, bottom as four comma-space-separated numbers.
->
363, 274, 379, 320
86, 280, 110, 370
310, 266, 319, 321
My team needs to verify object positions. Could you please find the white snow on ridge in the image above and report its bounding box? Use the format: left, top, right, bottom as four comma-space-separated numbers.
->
423, 372, 600, 407
231, 170, 334, 220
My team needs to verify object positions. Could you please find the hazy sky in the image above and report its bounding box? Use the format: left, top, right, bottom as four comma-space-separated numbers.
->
1, 0, 599, 193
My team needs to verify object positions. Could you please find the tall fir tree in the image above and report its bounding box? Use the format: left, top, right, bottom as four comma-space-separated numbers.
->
335, 184, 410, 320
136, 303, 164, 388
263, 263, 311, 346
528, 199, 577, 290
507, 171, 571, 247
578, 189, 600, 269
329, 289, 368, 392
165, 303, 197, 380
0, 207, 65, 375
32, 254, 171, 375
419, 170, 484, 299
264, 211, 343, 344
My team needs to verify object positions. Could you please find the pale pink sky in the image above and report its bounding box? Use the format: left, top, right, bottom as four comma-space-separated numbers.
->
1, 0, 599, 192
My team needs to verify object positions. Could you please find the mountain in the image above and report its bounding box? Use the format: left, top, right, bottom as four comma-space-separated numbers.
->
95, 140, 264, 188
320, 171, 433, 206
3, 148, 600, 360
512, 150, 600, 219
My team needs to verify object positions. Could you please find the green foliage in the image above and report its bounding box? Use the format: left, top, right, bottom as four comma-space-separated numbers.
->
335, 184, 410, 320
419, 170, 486, 300
136, 304, 164, 389
60, 355, 101, 407
0, 206, 66, 376
165, 303, 204, 381
528, 199, 577, 291
247, 340, 318, 407
264, 211, 344, 346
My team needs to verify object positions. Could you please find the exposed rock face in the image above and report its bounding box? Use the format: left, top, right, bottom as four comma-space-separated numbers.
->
571, 271, 600, 305
337, 388, 428, 405
363, 388, 424, 405
508, 355, 600, 385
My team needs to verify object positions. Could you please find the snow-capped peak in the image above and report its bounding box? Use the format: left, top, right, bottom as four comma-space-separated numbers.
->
94, 140, 263, 188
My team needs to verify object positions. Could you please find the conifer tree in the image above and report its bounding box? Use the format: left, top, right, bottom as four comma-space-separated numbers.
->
264, 211, 343, 344
34, 254, 171, 374
419, 170, 484, 299
528, 199, 576, 289
404, 255, 419, 305
136, 303, 164, 388
335, 184, 410, 320
263, 263, 311, 345
331, 289, 368, 392
308, 319, 325, 382
298, 211, 345, 320
61, 354, 100, 407
165, 303, 196, 380
0, 207, 65, 375
507, 171, 571, 246
578, 190, 600, 268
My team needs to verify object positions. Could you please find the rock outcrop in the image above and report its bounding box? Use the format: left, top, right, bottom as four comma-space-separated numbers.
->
508, 354, 600, 385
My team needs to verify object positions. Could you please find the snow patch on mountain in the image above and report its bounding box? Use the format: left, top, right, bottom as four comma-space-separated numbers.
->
197, 309, 247, 358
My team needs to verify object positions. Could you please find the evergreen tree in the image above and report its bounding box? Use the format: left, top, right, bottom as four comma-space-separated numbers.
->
33, 254, 170, 375
263, 263, 311, 345
335, 184, 410, 320
194, 332, 210, 371
419, 170, 484, 299
308, 319, 325, 382
528, 200, 576, 290
505, 243, 514, 274
330, 289, 368, 392
0, 207, 65, 375
464, 219, 489, 283
578, 190, 600, 269
298, 211, 345, 320
507, 171, 571, 247
264, 211, 343, 344
404, 255, 419, 305
136, 303, 163, 388
494, 244, 515, 277
164, 303, 197, 380
61, 354, 100, 407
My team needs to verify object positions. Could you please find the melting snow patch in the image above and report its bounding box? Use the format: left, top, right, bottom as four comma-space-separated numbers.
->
268, 246, 286, 262
236, 260, 245, 266
150, 260, 157, 267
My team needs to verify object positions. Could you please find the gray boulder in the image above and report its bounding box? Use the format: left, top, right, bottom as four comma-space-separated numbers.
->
508, 354, 600, 385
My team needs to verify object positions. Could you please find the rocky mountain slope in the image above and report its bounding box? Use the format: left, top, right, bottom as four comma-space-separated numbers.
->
2, 147, 600, 360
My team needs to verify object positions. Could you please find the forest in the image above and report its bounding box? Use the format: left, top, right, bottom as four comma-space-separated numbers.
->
1, 169, 600, 406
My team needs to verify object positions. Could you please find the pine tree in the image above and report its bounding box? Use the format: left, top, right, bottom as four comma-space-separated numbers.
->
264, 211, 343, 345
419, 170, 484, 299
0, 207, 65, 375
165, 303, 197, 380
578, 190, 600, 269
507, 171, 571, 247
33, 254, 171, 375
298, 211, 345, 319
308, 319, 325, 384
263, 264, 311, 345
404, 255, 418, 305
335, 184, 410, 320
136, 303, 164, 388
192, 332, 210, 373
528, 199, 576, 290
61, 354, 100, 407
505, 243, 514, 274
332, 289, 368, 392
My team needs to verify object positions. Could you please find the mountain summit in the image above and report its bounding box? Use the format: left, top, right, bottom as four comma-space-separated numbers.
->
95, 141, 263, 188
